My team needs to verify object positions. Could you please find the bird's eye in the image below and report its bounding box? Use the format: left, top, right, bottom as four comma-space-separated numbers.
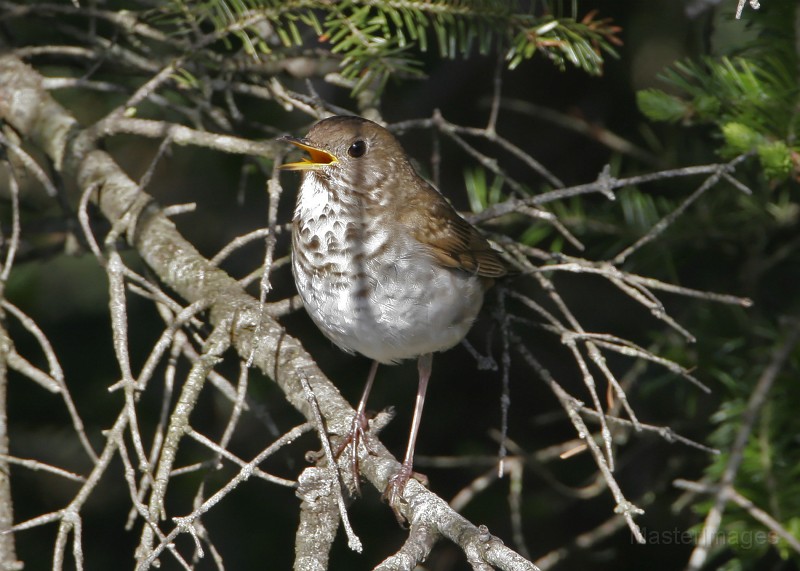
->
348, 140, 367, 158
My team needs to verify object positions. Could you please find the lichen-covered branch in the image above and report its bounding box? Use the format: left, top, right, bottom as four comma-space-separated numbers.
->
0, 54, 537, 571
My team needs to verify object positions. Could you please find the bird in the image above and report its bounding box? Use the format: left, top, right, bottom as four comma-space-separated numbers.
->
279, 115, 508, 511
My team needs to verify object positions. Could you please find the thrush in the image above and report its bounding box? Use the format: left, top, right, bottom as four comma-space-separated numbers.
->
280, 115, 508, 511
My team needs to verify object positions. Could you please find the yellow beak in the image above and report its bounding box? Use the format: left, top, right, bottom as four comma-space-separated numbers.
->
278, 136, 338, 170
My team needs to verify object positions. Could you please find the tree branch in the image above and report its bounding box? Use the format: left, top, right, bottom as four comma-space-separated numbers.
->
0, 54, 537, 571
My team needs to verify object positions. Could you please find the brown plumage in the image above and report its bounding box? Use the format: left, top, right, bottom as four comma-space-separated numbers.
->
280, 115, 508, 514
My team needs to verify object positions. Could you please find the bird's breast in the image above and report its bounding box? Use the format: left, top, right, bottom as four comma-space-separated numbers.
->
292, 177, 484, 363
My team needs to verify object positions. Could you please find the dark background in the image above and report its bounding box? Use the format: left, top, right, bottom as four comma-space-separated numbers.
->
3, 1, 798, 570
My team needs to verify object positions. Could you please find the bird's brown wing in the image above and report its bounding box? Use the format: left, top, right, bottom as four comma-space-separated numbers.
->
404, 182, 508, 279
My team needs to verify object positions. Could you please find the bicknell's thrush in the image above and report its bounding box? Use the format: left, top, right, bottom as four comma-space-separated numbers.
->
280, 115, 508, 512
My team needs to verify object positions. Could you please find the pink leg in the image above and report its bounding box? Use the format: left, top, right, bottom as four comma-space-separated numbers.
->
384, 353, 433, 512
354, 360, 380, 432
335, 360, 379, 494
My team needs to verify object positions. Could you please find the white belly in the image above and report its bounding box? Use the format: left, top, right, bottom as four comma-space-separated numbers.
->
292, 176, 484, 364
293, 242, 484, 363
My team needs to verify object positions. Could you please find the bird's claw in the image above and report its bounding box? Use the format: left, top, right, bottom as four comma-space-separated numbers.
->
382, 463, 429, 526
333, 410, 377, 495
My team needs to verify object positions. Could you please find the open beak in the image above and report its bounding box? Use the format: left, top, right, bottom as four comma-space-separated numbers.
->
278, 136, 338, 170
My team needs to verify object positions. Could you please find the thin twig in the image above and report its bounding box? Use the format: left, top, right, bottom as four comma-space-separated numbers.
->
139, 424, 312, 570
0, 454, 86, 483
736, 0, 761, 19
674, 479, 800, 556
685, 320, 800, 570
511, 334, 646, 543
298, 373, 362, 553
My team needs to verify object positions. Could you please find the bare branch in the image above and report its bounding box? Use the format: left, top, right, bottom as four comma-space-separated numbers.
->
0, 454, 86, 483
298, 373, 362, 553
140, 423, 312, 570
674, 479, 800, 556
374, 522, 439, 571
2, 52, 545, 571
736, 0, 761, 19
510, 333, 646, 543
295, 467, 341, 571
685, 319, 800, 570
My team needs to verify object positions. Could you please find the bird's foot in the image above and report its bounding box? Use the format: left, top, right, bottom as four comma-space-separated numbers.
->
333, 409, 377, 495
382, 462, 429, 526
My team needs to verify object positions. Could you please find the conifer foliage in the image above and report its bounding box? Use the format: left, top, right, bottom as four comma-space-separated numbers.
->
0, 1, 797, 570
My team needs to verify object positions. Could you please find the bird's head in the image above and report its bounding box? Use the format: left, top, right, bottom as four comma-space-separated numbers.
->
279, 116, 411, 193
